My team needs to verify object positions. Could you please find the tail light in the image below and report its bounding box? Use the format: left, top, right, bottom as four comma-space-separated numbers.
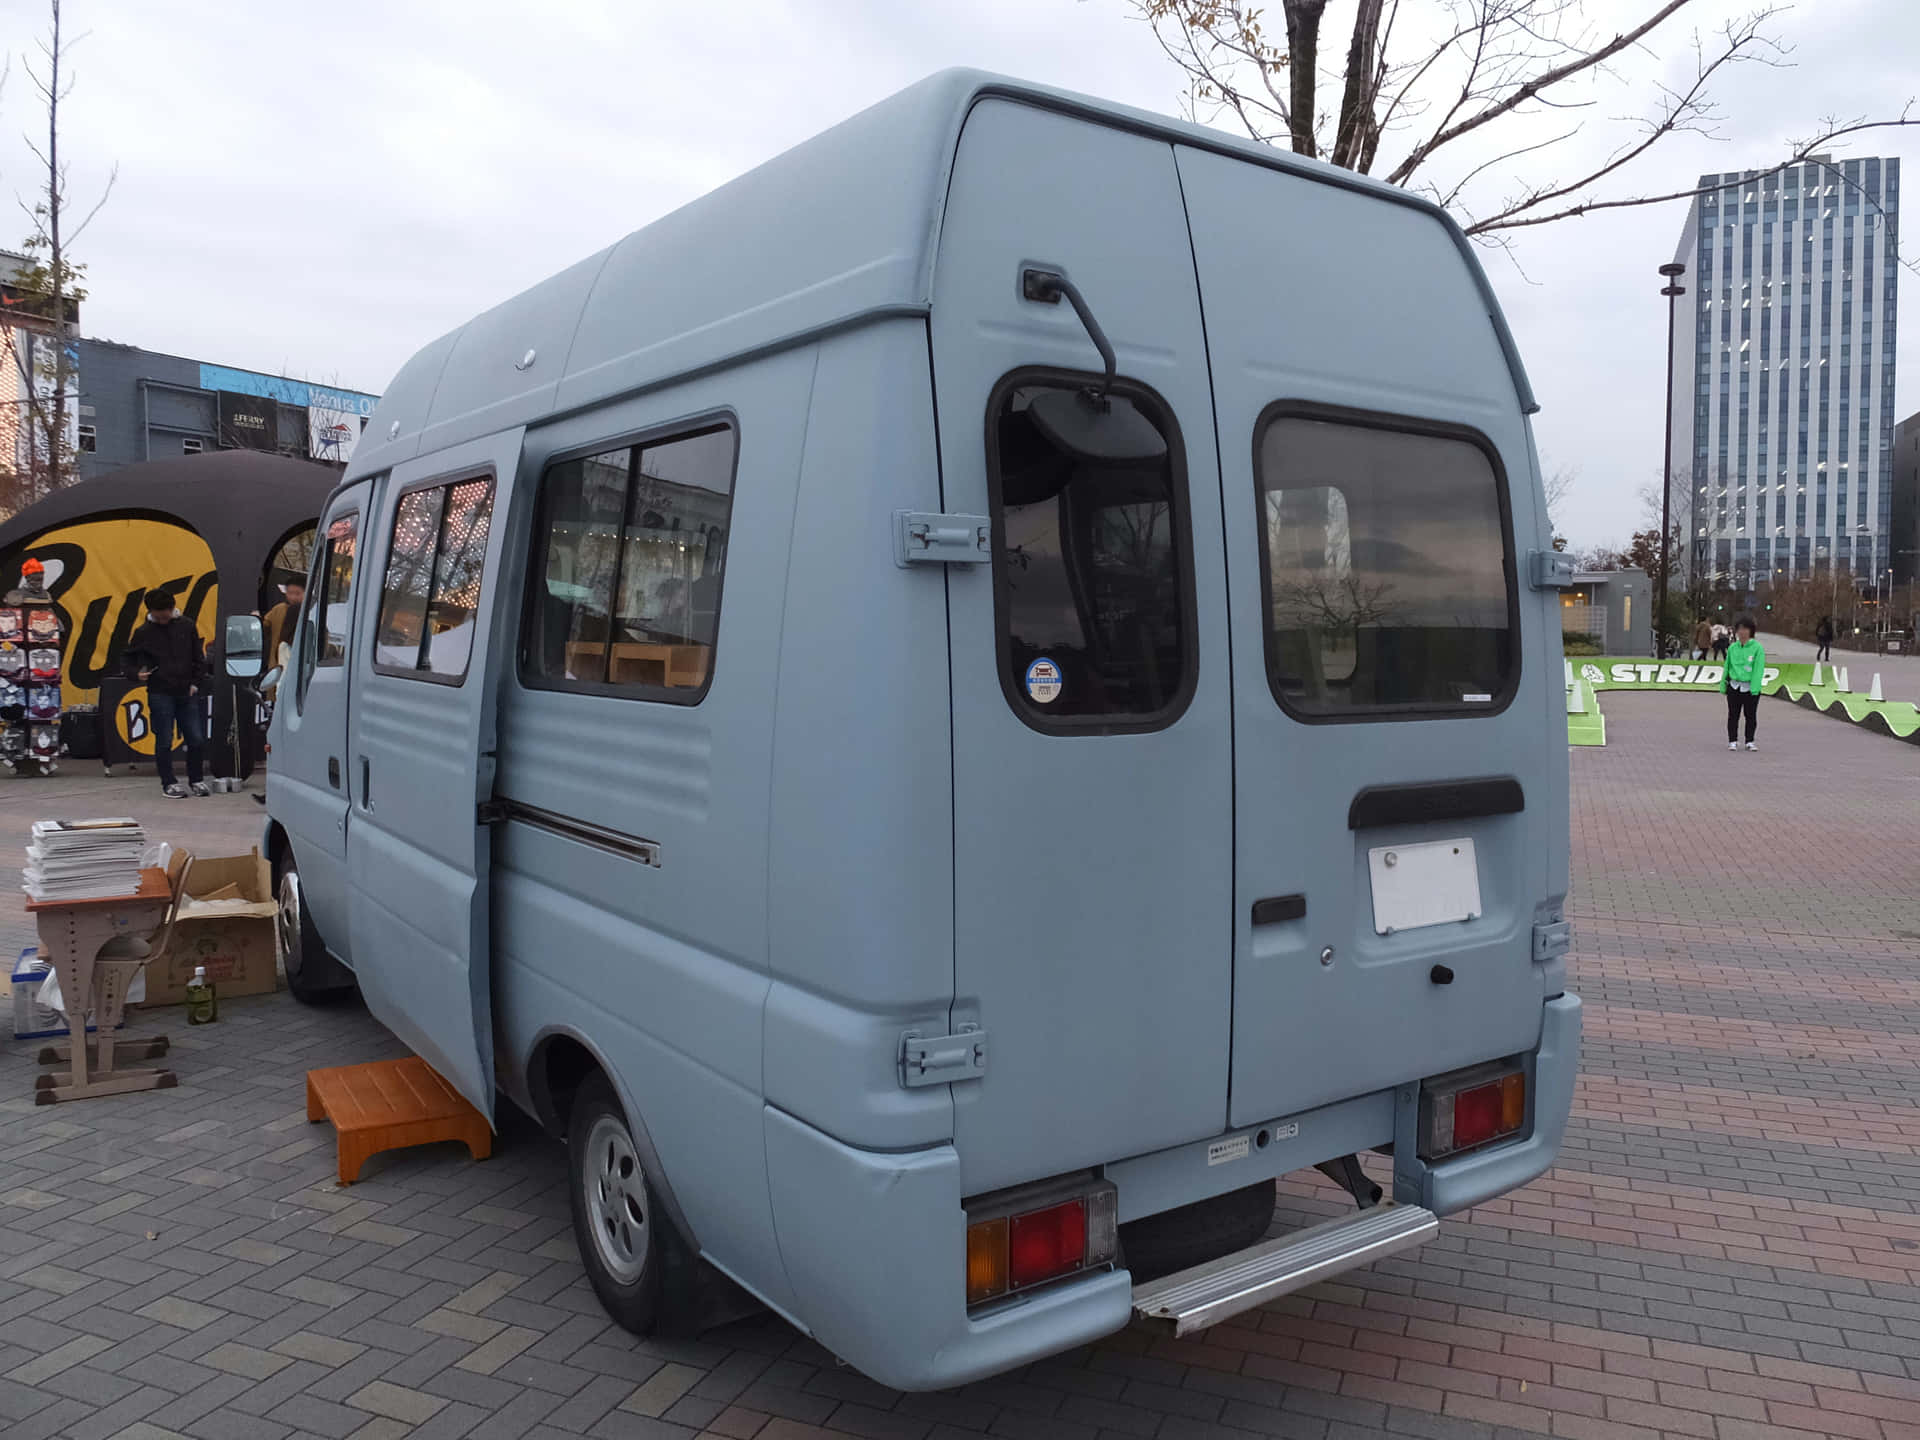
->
1420, 1062, 1526, 1161
965, 1174, 1118, 1308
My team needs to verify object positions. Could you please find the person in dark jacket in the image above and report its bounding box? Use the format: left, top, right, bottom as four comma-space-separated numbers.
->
1814, 615, 1834, 662
123, 589, 210, 797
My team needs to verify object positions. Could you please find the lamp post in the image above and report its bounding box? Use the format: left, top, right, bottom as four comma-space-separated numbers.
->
1658, 262, 1687, 656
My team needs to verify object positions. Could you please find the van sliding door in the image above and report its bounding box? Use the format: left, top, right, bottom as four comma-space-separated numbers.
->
344, 428, 526, 1119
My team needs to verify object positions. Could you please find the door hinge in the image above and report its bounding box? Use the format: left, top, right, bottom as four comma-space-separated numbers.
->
477, 799, 509, 825
1531, 919, 1572, 963
1528, 549, 1577, 590
899, 1025, 988, 1088
895, 511, 990, 567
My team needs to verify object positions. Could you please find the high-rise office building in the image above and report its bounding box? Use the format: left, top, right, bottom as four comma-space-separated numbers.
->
1669, 156, 1900, 590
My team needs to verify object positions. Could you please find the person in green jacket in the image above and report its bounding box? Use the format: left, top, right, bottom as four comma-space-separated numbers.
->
1722, 617, 1765, 750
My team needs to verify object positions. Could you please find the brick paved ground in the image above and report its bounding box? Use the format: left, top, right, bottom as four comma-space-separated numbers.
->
3, 695, 1918, 1440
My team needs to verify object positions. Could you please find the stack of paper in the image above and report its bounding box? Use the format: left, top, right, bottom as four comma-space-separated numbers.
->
24, 818, 148, 902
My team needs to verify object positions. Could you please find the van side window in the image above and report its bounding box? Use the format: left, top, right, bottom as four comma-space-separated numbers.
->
1255, 410, 1515, 716
523, 423, 736, 701
295, 512, 357, 706
986, 379, 1194, 729
374, 476, 496, 682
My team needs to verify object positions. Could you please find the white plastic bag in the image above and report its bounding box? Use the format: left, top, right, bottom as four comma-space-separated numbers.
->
36, 963, 142, 1018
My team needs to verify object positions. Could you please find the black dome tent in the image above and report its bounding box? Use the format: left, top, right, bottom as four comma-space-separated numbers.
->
0, 451, 339, 776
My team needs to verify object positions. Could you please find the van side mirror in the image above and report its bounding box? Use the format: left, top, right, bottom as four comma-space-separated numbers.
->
257, 666, 283, 695
225, 614, 264, 678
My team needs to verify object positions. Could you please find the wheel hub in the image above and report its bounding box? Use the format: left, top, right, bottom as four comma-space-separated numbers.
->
583, 1114, 649, 1284
277, 869, 303, 965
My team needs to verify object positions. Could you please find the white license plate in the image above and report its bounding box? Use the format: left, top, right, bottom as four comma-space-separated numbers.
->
1368, 838, 1481, 936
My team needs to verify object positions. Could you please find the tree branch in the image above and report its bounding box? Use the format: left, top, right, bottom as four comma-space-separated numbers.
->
1465, 112, 1920, 238
1385, 0, 1706, 187
1330, 0, 1387, 168
1466, 15, 1776, 232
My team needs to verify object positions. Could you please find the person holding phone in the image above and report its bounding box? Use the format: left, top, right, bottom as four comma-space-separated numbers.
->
123, 589, 210, 797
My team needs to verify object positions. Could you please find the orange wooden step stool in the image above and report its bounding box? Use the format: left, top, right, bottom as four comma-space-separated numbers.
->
306, 1056, 492, 1184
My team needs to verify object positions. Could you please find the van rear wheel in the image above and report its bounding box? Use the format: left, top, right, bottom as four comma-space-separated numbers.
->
1120, 1180, 1278, 1282
568, 1074, 662, 1334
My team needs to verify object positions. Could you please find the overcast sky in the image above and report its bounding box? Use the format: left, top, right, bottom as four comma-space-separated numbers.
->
2, 0, 1914, 549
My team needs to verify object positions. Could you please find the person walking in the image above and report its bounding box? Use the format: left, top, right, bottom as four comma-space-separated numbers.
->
1692, 617, 1713, 661
1721, 617, 1765, 751
1814, 614, 1834, 663
1711, 620, 1729, 661
124, 589, 210, 797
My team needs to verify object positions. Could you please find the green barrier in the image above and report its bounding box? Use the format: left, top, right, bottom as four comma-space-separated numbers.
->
1565, 656, 1918, 747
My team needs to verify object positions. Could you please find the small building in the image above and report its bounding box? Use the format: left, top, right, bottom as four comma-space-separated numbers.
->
73, 338, 380, 479
1560, 568, 1652, 654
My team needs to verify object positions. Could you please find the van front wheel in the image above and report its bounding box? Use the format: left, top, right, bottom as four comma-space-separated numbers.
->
569, 1075, 662, 1334
276, 854, 354, 1004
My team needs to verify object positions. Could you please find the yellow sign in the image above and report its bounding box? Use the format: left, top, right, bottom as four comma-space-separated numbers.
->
112, 682, 161, 757
16, 518, 219, 706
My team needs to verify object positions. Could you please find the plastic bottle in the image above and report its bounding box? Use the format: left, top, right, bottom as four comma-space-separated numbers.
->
185, 965, 218, 1025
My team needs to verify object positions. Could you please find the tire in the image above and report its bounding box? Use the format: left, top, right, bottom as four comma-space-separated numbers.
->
568, 1074, 663, 1335
276, 852, 355, 1004
1120, 1180, 1278, 1282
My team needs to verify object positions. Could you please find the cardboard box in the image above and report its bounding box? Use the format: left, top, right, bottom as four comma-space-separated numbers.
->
142, 848, 281, 1006
10, 944, 125, 1040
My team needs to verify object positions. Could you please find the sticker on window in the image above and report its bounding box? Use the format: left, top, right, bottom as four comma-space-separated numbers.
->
1024, 657, 1063, 704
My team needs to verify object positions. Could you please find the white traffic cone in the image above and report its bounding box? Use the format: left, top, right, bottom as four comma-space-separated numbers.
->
1870, 673, 1884, 702
1564, 659, 1574, 689
1834, 667, 1850, 693
1812, 662, 1823, 685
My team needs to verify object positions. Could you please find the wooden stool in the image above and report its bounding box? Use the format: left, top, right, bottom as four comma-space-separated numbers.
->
306, 1056, 492, 1184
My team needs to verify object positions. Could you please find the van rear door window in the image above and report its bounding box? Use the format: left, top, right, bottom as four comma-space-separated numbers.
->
987, 378, 1194, 730
523, 423, 736, 702
1255, 409, 1515, 717
374, 476, 496, 683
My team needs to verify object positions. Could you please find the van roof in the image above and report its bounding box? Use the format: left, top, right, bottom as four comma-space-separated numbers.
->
349, 68, 1533, 479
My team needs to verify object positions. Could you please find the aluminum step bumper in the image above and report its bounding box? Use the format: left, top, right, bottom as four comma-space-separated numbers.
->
1131, 1203, 1439, 1337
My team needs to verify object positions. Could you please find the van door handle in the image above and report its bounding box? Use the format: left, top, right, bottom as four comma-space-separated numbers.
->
360, 757, 373, 810
1251, 894, 1307, 925
328, 756, 340, 788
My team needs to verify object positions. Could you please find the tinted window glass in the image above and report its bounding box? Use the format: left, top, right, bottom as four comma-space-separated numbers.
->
374, 476, 496, 681
297, 512, 357, 707
1256, 415, 1512, 714
529, 448, 631, 684
525, 425, 735, 699
989, 383, 1190, 724
422, 480, 494, 677
318, 515, 357, 666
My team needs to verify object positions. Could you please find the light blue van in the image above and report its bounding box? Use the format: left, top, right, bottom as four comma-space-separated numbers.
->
264, 69, 1581, 1390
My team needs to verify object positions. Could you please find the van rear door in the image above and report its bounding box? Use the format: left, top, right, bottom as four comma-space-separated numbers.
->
1174, 147, 1559, 1128
344, 430, 524, 1119
932, 102, 1234, 1196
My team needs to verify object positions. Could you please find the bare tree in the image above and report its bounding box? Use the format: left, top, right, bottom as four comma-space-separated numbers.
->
1128, 1, 1916, 247
2, 0, 115, 514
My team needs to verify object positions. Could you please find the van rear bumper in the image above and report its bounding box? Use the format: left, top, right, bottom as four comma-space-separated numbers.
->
761, 991, 1579, 1389
763, 1105, 1131, 1391
1395, 991, 1583, 1216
